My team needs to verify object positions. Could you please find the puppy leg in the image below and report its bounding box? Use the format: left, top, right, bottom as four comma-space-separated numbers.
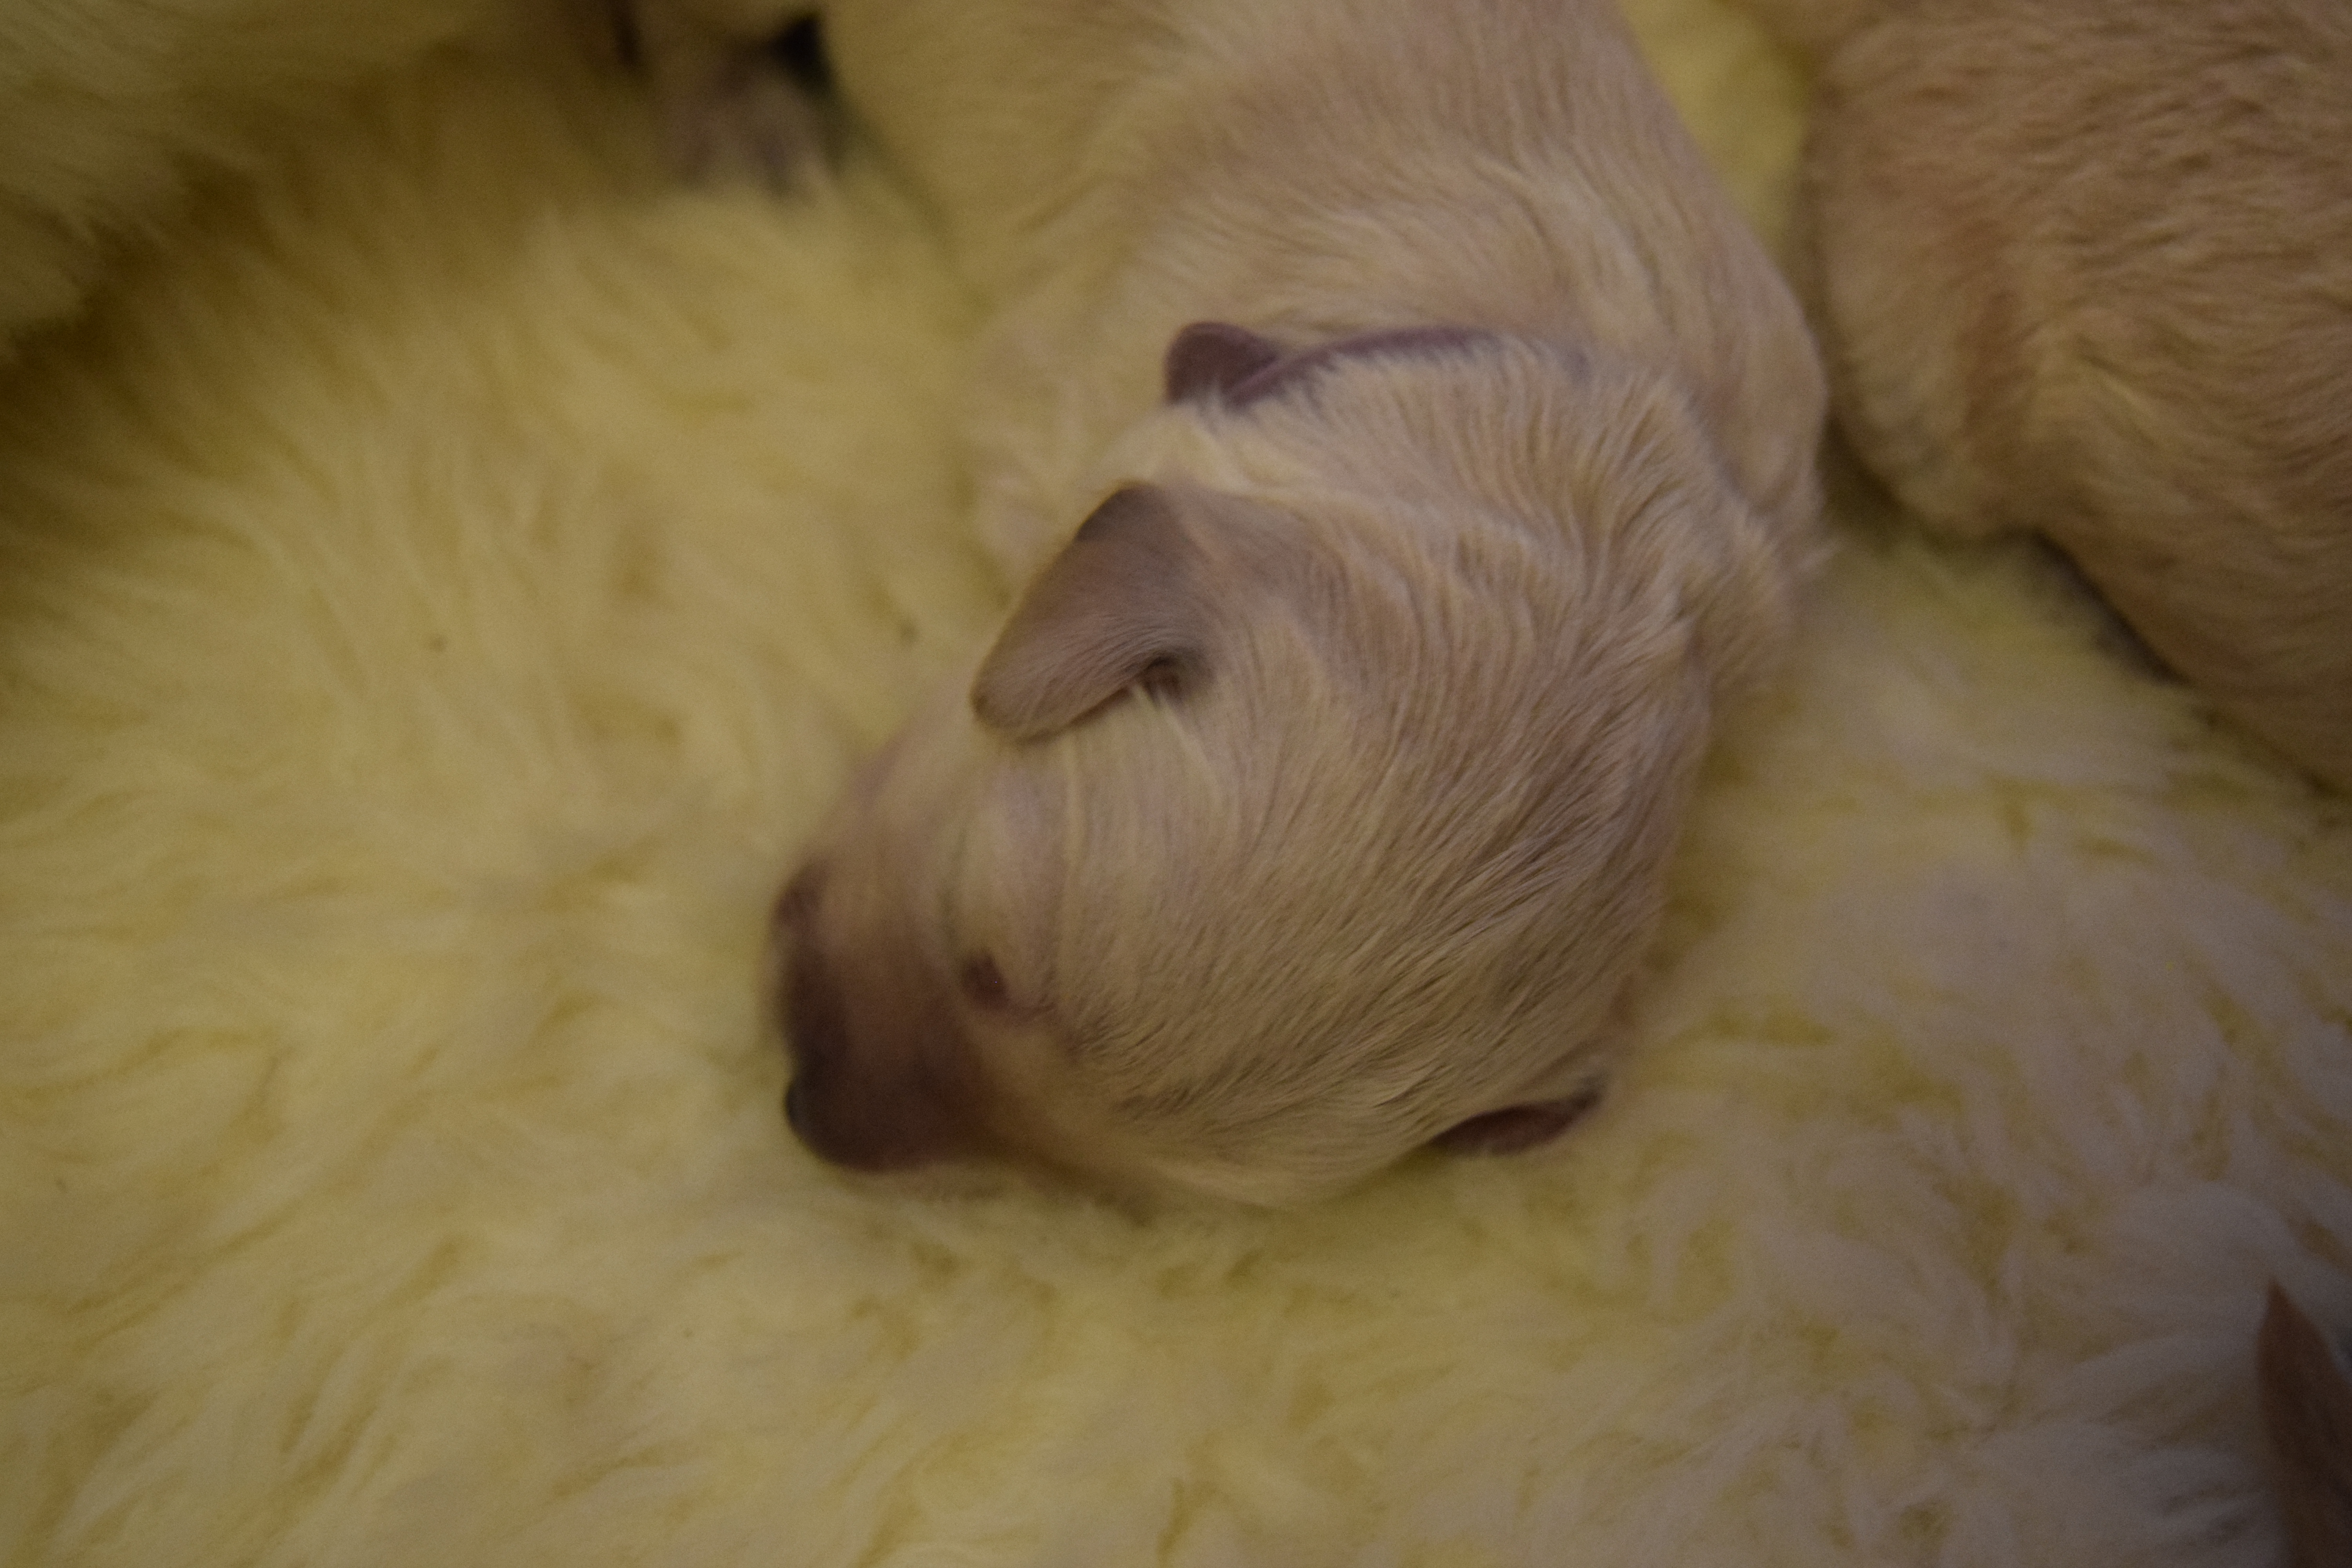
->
607, 1, 833, 185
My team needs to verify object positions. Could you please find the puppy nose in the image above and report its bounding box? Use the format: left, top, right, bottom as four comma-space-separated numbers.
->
775, 931, 985, 1174
774, 935, 930, 1172
777, 941, 848, 1143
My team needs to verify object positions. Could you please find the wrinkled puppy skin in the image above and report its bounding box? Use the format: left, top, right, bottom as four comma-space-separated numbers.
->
636, 0, 1826, 1204
1750, 0, 2352, 789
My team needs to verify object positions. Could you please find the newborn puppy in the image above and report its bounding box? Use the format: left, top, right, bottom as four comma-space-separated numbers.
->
643, 0, 1824, 1203
1753, 0, 2352, 788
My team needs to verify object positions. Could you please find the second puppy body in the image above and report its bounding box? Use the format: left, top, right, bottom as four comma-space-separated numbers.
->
654, 0, 1826, 1203
1757, 0, 2352, 789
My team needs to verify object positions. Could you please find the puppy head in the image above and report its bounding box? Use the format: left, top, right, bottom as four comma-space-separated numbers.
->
776, 323, 1804, 1204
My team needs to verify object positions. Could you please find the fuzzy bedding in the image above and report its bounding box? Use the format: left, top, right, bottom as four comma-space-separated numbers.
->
4, 5, 2350, 1565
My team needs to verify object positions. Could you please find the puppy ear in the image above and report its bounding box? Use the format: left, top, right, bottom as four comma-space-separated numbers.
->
971, 484, 1222, 740
1163, 321, 1285, 403
1169, 321, 1499, 409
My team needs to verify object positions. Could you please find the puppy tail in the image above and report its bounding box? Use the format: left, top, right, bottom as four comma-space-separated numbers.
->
2261, 1281, 2352, 1568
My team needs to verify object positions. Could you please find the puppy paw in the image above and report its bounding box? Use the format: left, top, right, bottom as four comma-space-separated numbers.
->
1428, 1084, 1604, 1156
610, 4, 833, 188
659, 46, 830, 188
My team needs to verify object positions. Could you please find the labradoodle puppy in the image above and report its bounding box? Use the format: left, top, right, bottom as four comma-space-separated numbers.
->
633, 0, 1825, 1203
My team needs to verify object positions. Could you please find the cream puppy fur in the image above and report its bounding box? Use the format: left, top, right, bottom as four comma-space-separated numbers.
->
1753, 0, 2352, 789
640, 0, 1825, 1204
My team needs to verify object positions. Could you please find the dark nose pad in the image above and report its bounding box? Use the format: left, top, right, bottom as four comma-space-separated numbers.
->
769, 867, 825, 1104
767, 879, 984, 1172
776, 931, 856, 1160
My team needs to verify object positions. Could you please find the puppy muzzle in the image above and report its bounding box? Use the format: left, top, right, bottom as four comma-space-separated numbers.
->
770, 876, 991, 1173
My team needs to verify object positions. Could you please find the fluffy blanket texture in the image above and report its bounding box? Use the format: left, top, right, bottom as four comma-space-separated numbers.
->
4, 5, 2349, 1564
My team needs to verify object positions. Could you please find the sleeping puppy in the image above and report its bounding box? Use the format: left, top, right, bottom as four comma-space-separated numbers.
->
1751, 0, 2352, 789
635, 0, 1825, 1203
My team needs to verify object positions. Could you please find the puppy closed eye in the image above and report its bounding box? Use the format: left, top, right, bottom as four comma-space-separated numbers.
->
957, 953, 1038, 1018
775, 866, 826, 930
